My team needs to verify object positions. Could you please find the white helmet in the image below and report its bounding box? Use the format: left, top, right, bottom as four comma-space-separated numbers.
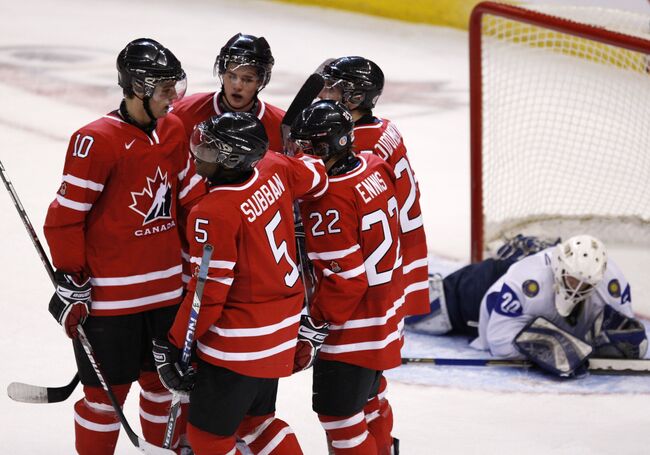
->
551, 235, 607, 317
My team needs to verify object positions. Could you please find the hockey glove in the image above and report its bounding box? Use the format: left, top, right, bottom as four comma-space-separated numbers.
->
152, 338, 196, 393
514, 317, 593, 378
48, 271, 91, 339
496, 234, 561, 262
588, 306, 648, 359
293, 315, 329, 373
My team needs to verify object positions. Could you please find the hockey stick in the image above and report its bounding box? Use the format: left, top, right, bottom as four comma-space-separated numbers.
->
1, 159, 82, 403
162, 243, 213, 449
1, 160, 174, 454
7, 373, 80, 404
281, 72, 326, 304
401, 356, 650, 375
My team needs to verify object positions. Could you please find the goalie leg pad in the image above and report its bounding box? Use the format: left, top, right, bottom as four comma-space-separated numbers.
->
405, 274, 452, 335
514, 317, 593, 377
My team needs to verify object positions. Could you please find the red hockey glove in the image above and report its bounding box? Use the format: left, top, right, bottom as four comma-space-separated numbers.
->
48, 271, 91, 339
293, 315, 329, 373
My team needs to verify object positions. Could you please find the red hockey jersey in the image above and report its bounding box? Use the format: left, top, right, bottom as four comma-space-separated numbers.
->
301, 154, 404, 371
172, 92, 285, 152
44, 112, 206, 316
354, 118, 429, 317
169, 152, 328, 379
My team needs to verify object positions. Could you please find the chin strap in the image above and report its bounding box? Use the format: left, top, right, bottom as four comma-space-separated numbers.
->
119, 99, 157, 134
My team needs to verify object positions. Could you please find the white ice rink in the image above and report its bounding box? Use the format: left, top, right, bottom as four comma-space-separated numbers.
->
1, 0, 650, 453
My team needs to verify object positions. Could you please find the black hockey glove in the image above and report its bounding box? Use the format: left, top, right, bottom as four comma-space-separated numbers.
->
48, 270, 91, 339
496, 234, 560, 262
152, 338, 196, 393
588, 306, 648, 359
293, 315, 329, 373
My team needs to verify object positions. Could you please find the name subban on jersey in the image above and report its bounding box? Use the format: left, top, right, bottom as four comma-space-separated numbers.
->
240, 173, 286, 222
355, 171, 388, 204
134, 220, 176, 237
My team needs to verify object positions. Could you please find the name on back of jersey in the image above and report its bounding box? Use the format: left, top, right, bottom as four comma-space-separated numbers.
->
240, 173, 285, 222
355, 171, 388, 203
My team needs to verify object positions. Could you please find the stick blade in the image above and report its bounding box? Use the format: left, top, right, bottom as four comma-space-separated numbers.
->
136, 437, 177, 455
7, 381, 49, 403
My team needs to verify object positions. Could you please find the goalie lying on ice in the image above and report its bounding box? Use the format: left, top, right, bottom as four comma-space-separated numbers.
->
405, 235, 648, 378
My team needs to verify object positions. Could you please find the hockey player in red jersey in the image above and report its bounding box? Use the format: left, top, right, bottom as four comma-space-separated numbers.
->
43, 38, 205, 455
319, 56, 429, 319
290, 100, 403, 455
172, 33, 285, 152
152, 112, 328, 455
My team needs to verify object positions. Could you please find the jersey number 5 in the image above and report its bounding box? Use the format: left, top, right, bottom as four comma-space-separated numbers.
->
265, 210, 300, 287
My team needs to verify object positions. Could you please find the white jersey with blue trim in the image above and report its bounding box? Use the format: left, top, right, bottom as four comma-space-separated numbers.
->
470, 248, 633, 358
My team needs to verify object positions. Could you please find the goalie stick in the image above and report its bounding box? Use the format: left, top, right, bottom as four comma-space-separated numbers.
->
280, 71, 326, 305
162, 243, 213, 449
401, 356, 650, 375
1, 160, 174, 454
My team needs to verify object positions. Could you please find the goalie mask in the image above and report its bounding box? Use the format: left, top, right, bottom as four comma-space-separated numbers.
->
289, 100, 354, 162
190, 112, 268, 172
320, 56, 384, 110
551, 235, 607, 317
214, 33, 275, 90
117, 38, 187, 102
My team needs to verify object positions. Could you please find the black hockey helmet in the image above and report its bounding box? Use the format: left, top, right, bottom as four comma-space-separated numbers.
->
117, 38, 186, 99
289, 100, 354, 162
214, 33, 274, 89
190, 112, 269, 172
321, 56, 384, 110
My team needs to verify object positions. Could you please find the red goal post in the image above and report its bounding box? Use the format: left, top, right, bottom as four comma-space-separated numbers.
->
469, 1, 650, 262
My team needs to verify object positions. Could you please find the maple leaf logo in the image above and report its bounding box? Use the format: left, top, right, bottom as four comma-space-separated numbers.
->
129, 167, 173, 225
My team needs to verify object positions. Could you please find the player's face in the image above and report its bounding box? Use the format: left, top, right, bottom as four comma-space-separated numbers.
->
319, 80, 344, 102
148, 79, 186, 118
193, 155, 219, 179
222, 64, 261, 111
563, 275, 594, 300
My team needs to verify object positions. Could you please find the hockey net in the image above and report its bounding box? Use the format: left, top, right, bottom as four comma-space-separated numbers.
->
469, 1, 650, 262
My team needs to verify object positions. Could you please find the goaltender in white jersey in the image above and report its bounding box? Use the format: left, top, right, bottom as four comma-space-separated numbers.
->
407, 235, 648, 377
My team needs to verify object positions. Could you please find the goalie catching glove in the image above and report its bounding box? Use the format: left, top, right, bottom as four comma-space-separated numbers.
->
587, 306, 648, 359
293, 315, 329, 372
48, 271, 91, 339
514, 317, 593, 378
152, 338, 196, 393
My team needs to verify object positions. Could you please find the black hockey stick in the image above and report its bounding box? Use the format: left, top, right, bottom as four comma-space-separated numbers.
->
7, 373, 80, 404
162, 243, 213, 449
281, 72, 326, 305
402, 356, 650, 375
1, 159, 82, 403
1, 160, 174, 454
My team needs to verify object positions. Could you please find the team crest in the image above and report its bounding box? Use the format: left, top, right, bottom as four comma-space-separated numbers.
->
58, 181, 67, 196
522, 280, 539, 298
330, 260, 341, 273
608, 279, 621, 298
129, 167, 173, 225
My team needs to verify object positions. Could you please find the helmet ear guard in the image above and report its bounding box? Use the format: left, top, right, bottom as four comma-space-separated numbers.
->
551, 235, 607, 317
